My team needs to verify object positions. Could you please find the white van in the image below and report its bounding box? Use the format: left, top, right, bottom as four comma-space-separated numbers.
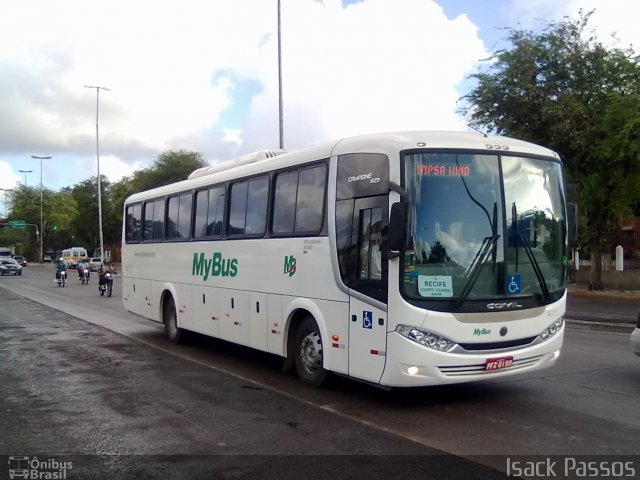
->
62, 247, 88, 268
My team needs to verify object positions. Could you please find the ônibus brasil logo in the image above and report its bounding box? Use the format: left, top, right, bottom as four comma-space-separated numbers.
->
192, 252, 238, 280
284, 255, 296, 277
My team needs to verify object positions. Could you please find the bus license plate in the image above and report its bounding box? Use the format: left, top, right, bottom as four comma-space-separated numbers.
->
485, 356, 513, 371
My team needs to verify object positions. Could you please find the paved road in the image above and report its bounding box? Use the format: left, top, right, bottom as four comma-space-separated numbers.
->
566, 292, 639, 325
1, 265, 639, 479
0, 287, 510, 480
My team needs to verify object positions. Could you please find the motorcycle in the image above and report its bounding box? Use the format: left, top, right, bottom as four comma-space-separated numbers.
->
99, 271, 113, 297
80, 267, 90, 285
55, 269, 67, 287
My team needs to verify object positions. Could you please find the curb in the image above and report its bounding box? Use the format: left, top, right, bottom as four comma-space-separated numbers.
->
566, 319, 634, 334
568, 291, 640, 301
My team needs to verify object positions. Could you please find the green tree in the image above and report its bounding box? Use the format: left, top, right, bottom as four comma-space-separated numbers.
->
107, 149, 207, 260
7, 185, 78, 259
460, 11, 640, 289
4, 150, 207, 262
130, 149, 207, 193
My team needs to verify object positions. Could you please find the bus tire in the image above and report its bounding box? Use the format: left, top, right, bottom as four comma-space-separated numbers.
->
294, 316, 327, 387
163, 296, 185, 344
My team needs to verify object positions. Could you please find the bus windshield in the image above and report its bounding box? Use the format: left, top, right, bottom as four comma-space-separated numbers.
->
402, 152, 568, 307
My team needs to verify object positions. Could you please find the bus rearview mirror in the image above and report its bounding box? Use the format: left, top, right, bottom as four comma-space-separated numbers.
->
388, 202, 408, 251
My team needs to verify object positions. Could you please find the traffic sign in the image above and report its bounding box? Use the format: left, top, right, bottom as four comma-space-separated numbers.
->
8, 220, 26, 229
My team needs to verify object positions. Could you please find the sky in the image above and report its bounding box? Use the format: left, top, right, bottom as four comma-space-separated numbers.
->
1, 0, 638, 211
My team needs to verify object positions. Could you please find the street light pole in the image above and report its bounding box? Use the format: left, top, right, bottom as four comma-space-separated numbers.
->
277, 0, 284, 149
31, 155, 51, 263
84, 85, 110, 264
19, 169, 33, 186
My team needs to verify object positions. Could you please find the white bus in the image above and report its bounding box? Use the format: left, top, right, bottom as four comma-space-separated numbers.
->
122, 131, 570, 388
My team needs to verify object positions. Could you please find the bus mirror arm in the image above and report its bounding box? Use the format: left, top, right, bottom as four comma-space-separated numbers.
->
388, 201, 408, 252
389, 181, 408, 201
567, 202, 578, 245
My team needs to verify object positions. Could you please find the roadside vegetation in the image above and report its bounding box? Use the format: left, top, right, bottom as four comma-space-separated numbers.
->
0, 150, 206, 263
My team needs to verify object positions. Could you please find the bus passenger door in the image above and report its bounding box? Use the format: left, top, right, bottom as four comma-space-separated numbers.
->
348, 197, 388, 383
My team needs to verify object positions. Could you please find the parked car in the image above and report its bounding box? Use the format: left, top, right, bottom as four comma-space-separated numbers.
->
12, 255, 27, 267
88, 257, 103, 272
43, 254, 52, 263
0, 258, 23, 276
631, 312, 640, 358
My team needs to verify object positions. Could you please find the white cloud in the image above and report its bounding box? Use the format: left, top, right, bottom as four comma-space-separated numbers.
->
0, 0, 487, 190
0, 161, 21, 190
98, 155, 142, 184
505, 0, 640, 48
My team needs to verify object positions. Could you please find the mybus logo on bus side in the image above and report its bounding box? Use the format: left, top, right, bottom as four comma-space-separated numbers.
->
284, 255, 296, 277
192, 252, 238, 280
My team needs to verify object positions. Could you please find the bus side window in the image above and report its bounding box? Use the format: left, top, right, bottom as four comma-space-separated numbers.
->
126, 204, 142, 243
229, 176, 269, 236
166, 193, 192, 239
358, 208, 382, 280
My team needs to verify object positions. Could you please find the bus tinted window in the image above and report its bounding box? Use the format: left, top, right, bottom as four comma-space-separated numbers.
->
358, 207, 382, 280
194, 190, 208, 237
152, 200, 165, 239
246, 177, 269, 235
143, 199, 164, 241
272, 171, 298, 233
229, 176, 269, 236
126, 204, 142, 243
194, 187, 225, 238
272, 164, 326, 235
143, 203, 153, 241
295, 165, 326, 232
166, 193, 192, 239
229, 181, 248, 235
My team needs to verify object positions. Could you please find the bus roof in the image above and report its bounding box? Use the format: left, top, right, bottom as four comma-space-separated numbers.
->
125, 130, 560, 204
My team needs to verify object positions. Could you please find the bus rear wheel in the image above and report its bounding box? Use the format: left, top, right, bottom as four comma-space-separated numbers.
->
163, 296, 185, 344
294, 316, 327, 387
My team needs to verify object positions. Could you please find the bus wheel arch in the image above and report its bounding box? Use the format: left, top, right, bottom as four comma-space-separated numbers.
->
161, 291, 185, 344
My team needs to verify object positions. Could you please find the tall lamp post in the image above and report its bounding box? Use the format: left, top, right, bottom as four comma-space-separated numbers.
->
31, 155, 51, 262
277, 0, 284, 149
19, 169, 33, 186
84, 85, 110, 263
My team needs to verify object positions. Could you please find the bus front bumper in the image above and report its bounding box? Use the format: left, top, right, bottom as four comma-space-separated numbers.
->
379, 329, 564, 387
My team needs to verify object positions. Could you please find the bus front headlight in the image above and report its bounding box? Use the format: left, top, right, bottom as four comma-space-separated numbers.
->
396, 325, 456, 352
539, 317, 564, 342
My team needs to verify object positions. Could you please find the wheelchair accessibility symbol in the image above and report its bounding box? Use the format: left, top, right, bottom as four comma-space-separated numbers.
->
507, 275, 521, 294
363, 311, 373, 329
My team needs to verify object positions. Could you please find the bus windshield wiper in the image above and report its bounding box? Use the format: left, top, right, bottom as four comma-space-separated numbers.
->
519, 234, 550, 302
455, 234, 499, 310
511, 202, 550, 302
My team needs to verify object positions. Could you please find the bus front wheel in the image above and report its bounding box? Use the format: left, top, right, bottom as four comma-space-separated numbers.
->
294, 316, 327, 387
163, 296, 185, 344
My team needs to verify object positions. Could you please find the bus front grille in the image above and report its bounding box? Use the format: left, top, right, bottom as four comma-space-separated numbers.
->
457, 336, 538, 352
